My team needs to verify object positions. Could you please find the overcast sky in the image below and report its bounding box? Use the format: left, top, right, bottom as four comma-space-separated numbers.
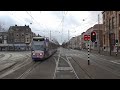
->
0, 11, 102, 45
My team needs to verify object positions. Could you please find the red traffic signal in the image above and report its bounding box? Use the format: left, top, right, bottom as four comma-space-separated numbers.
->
92, 32, 96, 35
91, 31, 96, 42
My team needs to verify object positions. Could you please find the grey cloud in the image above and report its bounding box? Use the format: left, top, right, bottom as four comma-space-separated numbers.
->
0, 15, 17, 30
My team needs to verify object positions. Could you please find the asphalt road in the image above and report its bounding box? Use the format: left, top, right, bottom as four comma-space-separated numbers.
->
0, 48, 120, 79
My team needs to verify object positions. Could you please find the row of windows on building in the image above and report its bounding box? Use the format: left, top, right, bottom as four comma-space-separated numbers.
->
9, 38, 30, 42
9, 33, 30, 37
103, 12, 120, 30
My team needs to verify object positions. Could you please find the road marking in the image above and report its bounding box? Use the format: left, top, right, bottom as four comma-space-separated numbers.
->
53, 57, 57, 64
53, 48, 79, 79
53, 49, 61, 79
57, 67, 73, 71
110, 61, 120, 64
66, 56, 79, 79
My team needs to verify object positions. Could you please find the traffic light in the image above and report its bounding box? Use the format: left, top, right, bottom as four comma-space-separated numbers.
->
91, 31, 96, 42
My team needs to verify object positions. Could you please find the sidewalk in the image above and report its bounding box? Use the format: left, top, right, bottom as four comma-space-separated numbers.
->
72, 56, 120, 79
81, 49, 120, 59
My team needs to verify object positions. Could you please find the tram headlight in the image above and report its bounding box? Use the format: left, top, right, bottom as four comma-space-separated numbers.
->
32, 51, 35, 55
40, 53, 43, 56
32, 53, 35, 55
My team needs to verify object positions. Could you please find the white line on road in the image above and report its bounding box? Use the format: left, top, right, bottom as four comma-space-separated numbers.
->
66, 56, 79, 79
53, 57, 57, 64
110, 61, 120, 64
53, 49, 61, 79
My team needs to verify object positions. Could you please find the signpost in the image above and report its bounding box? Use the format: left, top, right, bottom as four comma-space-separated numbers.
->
84, 35, 90, 41
84, 35, 90, 65
83, 32, 97, 65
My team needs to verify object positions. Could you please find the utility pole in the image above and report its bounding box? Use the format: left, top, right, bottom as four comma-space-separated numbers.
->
68, 30, 69, 41
98, 14, 100, 53
68, 30, 69, 49
50, 30, 51, 40
61, 11, 64, 44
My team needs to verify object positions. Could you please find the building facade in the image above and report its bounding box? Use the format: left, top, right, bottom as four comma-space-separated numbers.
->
7, 25, 33, 51
0, 25, 36, 51
0, 32, 8, 51
102, 11, 120, 52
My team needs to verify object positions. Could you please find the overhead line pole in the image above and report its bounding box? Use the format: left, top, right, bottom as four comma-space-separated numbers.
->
98, 14, 100, 53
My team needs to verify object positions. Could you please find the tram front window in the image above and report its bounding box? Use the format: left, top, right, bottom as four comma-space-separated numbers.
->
32, 45, 44, 51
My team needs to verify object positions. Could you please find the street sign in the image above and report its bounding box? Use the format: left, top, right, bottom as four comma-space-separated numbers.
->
84, 35, 91, 41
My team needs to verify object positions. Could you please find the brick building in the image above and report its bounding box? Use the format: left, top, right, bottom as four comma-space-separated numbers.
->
7, 25, 33, 50
102, 11, 120, 53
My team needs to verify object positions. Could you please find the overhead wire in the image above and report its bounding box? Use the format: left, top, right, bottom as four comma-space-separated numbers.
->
29, 11, 50, 32
56, 11, 68, 31
8, 11, 27, 25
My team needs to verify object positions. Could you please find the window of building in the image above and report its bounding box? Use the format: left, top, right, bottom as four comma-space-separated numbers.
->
119, 31, 120, 43
16, 34, 19, 37
109, 19, 111, 30
21, 39, 24, 42
112, 17, 115, 29
21, 33, 24, 36
15, 39, 17, 42
26, 38, 29, 42
103, 14, 105, 20
0, 39, 2, 43
104, 35, 105, 44
119, 14, 120, 27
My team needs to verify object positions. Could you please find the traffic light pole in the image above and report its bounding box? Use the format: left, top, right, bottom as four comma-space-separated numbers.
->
88, 40, 90, 65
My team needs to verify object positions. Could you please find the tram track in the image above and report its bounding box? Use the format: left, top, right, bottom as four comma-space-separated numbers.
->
69, 56, 93, 79
0, 53, 32, 78
17, 61, 42, 79
53, 49, 79, 79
